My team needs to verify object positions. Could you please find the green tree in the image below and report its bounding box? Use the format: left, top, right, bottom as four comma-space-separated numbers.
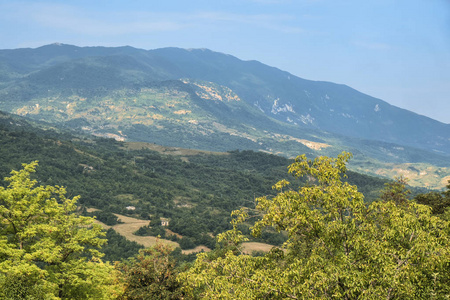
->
415, 180, 450, 216
117, 242, 184, 300
379, 176, 411, 205
0, 161, 120, 299
180, 152, 450, 299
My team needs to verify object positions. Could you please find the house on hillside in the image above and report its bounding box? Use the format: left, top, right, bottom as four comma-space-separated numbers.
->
161, 218, 170, 226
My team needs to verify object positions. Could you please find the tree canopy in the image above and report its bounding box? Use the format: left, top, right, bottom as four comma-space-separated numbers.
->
0, 161, 119, 299
180, 152, 450, 299
117, 242, 184, 300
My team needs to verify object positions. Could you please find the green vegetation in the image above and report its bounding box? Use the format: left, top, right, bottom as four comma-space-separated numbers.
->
0, 162, 119, 299
415, 180, 450, 219
117, 243, 184, 300
86, 210, 123, 226
0, 151, 449, 299
0, 113, 396, 258
102, 229, 143, 263
181, 153, 450, 299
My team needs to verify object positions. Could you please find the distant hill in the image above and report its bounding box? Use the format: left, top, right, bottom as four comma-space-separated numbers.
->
0, 43, 448, 188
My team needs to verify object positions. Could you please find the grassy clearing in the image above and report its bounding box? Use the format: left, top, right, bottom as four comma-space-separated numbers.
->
441, 175, 450, 187
88, 208, 275, 255
88, 210, 180, 249
123, 142, 229, 157
241, 242, 275, 254
182, 245, 211, 254
110, 214, 179, 249
352, 160, 449, 190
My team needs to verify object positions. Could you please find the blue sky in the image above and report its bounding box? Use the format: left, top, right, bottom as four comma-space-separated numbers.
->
1, 0, 449, 123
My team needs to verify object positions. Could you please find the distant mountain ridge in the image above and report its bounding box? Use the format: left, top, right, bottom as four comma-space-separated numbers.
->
0, 43, 449, 188
1, 43, 448, 152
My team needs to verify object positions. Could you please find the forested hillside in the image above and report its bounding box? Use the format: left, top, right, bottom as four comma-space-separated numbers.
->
0, 111, 396, 259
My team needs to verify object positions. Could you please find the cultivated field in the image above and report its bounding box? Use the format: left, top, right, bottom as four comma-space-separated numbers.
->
88, 208, 274, 255
87, 209, 179, 249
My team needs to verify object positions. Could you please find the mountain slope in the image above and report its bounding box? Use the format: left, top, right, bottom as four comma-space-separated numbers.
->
0, 44, 448, 188
1, 44, 449, 153
149, 47, 450, 154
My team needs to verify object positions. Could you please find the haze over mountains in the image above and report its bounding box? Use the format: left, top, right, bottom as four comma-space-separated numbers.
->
0, 43, 449, 188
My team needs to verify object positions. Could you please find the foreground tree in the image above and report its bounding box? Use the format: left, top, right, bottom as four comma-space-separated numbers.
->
0, 162, 120, 299
116, 242, 184, 300
180, 152, 450, 299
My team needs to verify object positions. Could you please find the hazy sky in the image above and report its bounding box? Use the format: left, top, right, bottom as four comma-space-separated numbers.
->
1, 0, 449, 123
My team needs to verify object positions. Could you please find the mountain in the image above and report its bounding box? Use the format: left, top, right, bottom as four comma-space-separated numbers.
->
0, 43, 448, 188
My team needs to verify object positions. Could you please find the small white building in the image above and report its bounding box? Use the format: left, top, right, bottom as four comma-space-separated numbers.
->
161, 218, 170, 226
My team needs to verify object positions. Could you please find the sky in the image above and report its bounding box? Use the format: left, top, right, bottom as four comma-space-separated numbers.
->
0, 0, 449, 123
